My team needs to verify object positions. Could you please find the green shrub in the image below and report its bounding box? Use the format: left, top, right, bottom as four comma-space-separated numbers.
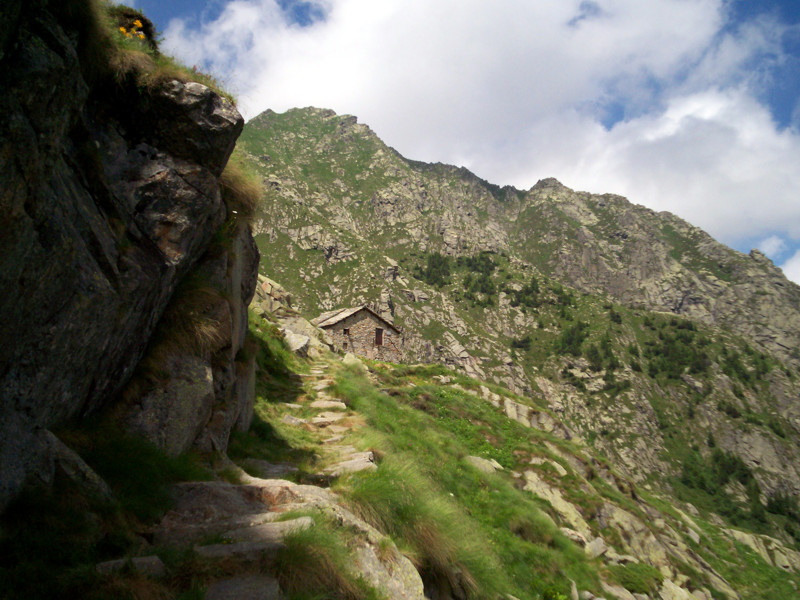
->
585, 344, 603, 371
556, 321, 588, 356
414, 252, 451, 287
510, 275, 541, 309
511, 335, 532, 351
767, 416, 786, 438
456, 252, 496, 276
767, 491, 800, 522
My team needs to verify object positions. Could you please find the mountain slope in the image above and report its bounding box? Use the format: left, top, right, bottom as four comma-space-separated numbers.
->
238, 107, 800, 548
242, 107, 800, 368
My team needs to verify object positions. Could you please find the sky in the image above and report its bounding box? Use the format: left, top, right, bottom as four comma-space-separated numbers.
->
130, 0, 800, 283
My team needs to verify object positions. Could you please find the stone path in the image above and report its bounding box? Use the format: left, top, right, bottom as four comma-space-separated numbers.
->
94, 355, 394, 599
287, 358, 377, 481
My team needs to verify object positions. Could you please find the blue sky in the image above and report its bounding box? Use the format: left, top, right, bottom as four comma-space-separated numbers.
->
130, 0, 800, 282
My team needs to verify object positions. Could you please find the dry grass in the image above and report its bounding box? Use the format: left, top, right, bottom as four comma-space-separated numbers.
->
144, 57, 236, 104
155, 274, 229, 360
107, 47, 156, 83
62, 0, 236, 103
220, 150, 262, 223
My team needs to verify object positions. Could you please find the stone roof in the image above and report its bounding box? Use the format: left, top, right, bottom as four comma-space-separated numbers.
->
312, 305, 401, 333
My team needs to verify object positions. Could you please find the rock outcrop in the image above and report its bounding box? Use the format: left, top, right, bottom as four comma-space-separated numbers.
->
0, 1, 257, 509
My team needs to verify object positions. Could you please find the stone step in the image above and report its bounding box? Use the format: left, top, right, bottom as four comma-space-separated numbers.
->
195, 540, 281, 561
205, 575, 282, 600
223, 516, 314, 543
194, 517, 314, 561
311, 412, 345, 426
281, 414, 309, 426
326, 424, 351, 434
324, 452, 377, 477
310, 399, 347, 410
240, 459, 298, 479
96, 555, 166, 578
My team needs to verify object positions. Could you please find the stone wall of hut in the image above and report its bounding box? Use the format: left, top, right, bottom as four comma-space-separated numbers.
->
323, 311, 403, 362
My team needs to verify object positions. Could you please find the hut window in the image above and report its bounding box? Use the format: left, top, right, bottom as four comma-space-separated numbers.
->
375, 328, 383, 346
343, 328, 350, 335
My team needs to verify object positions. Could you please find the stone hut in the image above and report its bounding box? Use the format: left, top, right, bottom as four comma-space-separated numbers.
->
313, 306, 403, 362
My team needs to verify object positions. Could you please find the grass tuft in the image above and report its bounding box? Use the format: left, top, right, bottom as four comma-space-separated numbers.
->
60, 0, 235, 103
275, 515, 378, 600
332, 363, 600, 599
146, 272, 229, 363
220, 149, 263, 224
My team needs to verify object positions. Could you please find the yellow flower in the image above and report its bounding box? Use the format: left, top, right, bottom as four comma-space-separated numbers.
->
133, 19, 143, 28
119, 26, 126, 33
138, 32, 145, 39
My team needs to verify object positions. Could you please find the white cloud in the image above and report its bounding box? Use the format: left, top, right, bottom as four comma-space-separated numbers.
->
757, 235, 787, 259
162, 0, 800, 251
495, 88, 800, 244
780, 250, 800, 284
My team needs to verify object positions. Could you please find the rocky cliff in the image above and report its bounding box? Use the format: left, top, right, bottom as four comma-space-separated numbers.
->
0, 0, 259, 510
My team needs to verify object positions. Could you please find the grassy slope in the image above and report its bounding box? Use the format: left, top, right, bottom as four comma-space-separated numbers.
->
238, 318, 800, 600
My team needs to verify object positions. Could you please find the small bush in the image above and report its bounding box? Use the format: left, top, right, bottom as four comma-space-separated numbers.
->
511, 335, 532, 351
556, 321, 589, 356
767, 416, 786, 438
509, 275, 540, 309
767, 491, 800, 521
585, 344, 603, 371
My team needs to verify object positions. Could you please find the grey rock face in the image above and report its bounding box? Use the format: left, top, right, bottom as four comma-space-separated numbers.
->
122, 354, 216, 456
0, 4, 254, 509
137, 80, 243, 177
